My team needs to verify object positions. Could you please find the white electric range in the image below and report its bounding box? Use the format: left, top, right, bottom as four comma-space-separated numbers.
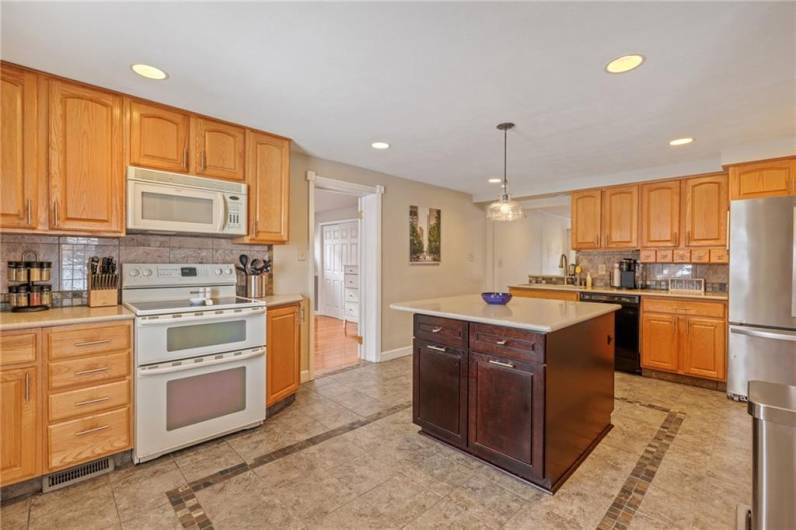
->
122, 263, 266, 463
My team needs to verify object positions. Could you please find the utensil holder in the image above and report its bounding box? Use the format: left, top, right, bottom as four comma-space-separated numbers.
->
245, 275, 267, 298
88, 273, 119, 307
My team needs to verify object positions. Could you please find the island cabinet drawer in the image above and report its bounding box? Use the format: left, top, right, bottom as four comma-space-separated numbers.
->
469, 323, 545, 364
414, 315, 468, 349
47, 322, 131, 360
48, 407, 131, 471
642, 298, 725, 318
49, 352, 130, 391
48, 379, 130, 422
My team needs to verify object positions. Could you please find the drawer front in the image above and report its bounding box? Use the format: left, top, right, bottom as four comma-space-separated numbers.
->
344, 275, 358, 289
48, 407, 130, 471
49, 379, 130, 422
710, 248, 729, 263
414, 314, 468, 349
673, 249, 691, 263
643, 298, 725, 318
344, 265, 358, 274
691, 248, 710, 263
48, 322, 131, 360
656, 249, 673, 262
344, 302, 359, 319
49, 351, 130, 391
639, 249, 657, 263
469, 323, 545, 364
345, 289, 359, 303
0, 329, 39, 367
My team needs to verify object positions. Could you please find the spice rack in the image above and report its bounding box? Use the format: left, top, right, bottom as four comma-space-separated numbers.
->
7, 256, 53, 312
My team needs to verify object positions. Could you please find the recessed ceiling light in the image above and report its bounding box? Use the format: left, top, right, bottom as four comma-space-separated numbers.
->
605, 54, 645, 74
131, 64, 168, 80
371, 141, 390, 150
488, 178, 502, 183
669, 137, 694, 146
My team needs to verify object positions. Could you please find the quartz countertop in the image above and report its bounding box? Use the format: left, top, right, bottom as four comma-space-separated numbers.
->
256, 294, 304, 307
390, 294, 619, 333
509, 283, 729, 301
0, 305, 134, 331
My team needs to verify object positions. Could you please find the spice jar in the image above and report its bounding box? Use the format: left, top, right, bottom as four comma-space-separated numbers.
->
7, 262, 20, 282
40, 262, 52, 282
15, 262, 30, 282
15, 285, 29, 307
29, 285, 42, 306
41, 285, 52, 306
7, 285, 19, 307
26, 261, 41, 282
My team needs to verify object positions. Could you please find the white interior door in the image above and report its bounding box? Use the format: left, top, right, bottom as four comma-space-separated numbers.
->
320, 221, 358, 319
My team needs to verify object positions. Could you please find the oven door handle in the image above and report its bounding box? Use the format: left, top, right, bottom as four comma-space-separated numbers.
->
138, 348, 266, 376
136, 307, 266, 327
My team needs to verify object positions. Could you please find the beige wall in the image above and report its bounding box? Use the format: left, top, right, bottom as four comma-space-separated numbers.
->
273, 152, 486, 369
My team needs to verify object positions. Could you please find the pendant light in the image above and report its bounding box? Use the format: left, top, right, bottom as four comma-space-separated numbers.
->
486, 122, 525, 222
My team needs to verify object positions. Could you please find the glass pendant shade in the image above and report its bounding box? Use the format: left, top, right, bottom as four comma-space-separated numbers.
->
487, 195, 525, 221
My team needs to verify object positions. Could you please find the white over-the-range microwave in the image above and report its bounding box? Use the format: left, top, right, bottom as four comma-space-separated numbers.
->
126, 166, 247, 236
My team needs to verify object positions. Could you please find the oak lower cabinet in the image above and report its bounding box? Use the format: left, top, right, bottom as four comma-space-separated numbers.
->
266, 303, 301, 406
412, 313, 614, 492
640, 298, 727, 381
413, 340, 468, 449
1, 366, 41, 486
468, 351, 544, 481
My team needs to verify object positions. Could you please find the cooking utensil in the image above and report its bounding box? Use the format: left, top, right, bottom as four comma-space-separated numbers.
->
250, 258, 263, 275
239, 254, 250, 274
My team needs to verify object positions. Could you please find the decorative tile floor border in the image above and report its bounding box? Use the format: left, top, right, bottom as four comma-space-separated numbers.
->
598, 399, 687, 530
165, 401, 411, 528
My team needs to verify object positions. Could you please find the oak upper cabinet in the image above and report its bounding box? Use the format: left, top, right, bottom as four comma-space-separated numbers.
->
728, 157, 796, 200
682, 174, 728, 248
1, 64, 39, 230
601, 184, 639, 249
49, 80, 124, 234
640, 180, 680, 248
192, 117, 245, 181
640, 312, 679, 373
681, 317, 726, 380
571, 189, 602, 250
266, 303, 301, 406
129, 100, 190, 172
239, 130, 290, 243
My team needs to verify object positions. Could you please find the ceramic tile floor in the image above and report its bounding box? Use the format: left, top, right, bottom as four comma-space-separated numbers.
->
0, 355, 752, 530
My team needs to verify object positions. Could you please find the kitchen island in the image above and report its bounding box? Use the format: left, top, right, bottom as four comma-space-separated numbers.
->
391, 294, 620, 493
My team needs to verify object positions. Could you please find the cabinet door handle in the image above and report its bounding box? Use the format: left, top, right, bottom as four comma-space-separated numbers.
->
184, 146, 189, 166
74, 339, 111, 347
426, 345, 446, 352
673, 232, 679, 246
726, 211, 730, 250
686, 230, 691, 245
24, 371, 30, 402
201, 151, 207, 171
25, 199, 32, 225
430, 327, 442, 333
52, 201, 60, 226
488, 359, 514, 369
495, 339, 508, 345
75, 425, 109, 437
75, 396, 111, 407
74, 366, 109, 376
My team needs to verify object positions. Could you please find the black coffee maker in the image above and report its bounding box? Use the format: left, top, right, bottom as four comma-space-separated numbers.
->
619, 258, 637, 289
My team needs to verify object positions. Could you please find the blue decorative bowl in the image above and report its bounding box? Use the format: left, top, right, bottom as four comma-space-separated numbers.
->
481, 292, 512, 305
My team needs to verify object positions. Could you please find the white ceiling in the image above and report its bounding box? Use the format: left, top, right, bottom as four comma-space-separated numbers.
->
315, 189, 359, 213
2, 2, 794, 201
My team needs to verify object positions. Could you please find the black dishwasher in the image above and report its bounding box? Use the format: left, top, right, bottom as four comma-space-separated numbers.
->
579, 292, 641, 374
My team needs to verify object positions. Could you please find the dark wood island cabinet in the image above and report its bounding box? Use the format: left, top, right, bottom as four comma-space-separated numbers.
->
400, 297, 617, 493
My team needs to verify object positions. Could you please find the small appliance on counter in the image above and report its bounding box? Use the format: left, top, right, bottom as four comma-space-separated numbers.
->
6, 256, 53, 312
619, 258, 638, 289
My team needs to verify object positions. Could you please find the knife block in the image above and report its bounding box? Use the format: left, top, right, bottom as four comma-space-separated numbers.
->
88, 273, 119, 307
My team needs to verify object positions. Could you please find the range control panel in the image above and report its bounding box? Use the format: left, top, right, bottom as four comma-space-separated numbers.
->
122, 263, 236, 288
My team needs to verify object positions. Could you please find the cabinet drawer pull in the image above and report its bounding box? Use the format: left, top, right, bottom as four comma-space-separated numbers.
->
75, 396, 111, 407
426, 345, 447, 352
488, 359, 514, 369
495, 339, 508, 345
74, 367, 110, 376
75, 425, 109, 437
74, 339, 112, 347
430, 327, 442, 333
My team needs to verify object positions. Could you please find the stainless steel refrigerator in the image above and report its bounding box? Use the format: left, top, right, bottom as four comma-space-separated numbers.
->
728, 195, 796, 400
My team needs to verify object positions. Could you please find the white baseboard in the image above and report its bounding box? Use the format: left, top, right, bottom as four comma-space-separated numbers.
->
379, 345, 412, 362
300, 369, 311, 383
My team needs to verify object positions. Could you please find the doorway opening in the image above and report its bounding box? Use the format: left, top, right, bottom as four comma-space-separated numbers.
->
307, 172, 382, 380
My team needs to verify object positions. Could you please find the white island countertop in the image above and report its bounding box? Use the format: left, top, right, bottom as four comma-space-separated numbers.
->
390, 294, 620, 333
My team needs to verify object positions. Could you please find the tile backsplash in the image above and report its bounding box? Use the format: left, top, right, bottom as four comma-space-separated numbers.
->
1, 234, 273, 306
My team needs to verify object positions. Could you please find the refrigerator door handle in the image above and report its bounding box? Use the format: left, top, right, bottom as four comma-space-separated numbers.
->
730, 326, 796, 342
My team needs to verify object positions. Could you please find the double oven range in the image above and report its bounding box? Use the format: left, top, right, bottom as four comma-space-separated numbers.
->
122, 263, 266, 463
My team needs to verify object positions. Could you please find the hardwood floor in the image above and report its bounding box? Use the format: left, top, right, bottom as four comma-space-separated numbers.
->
314, 315, 360, 376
